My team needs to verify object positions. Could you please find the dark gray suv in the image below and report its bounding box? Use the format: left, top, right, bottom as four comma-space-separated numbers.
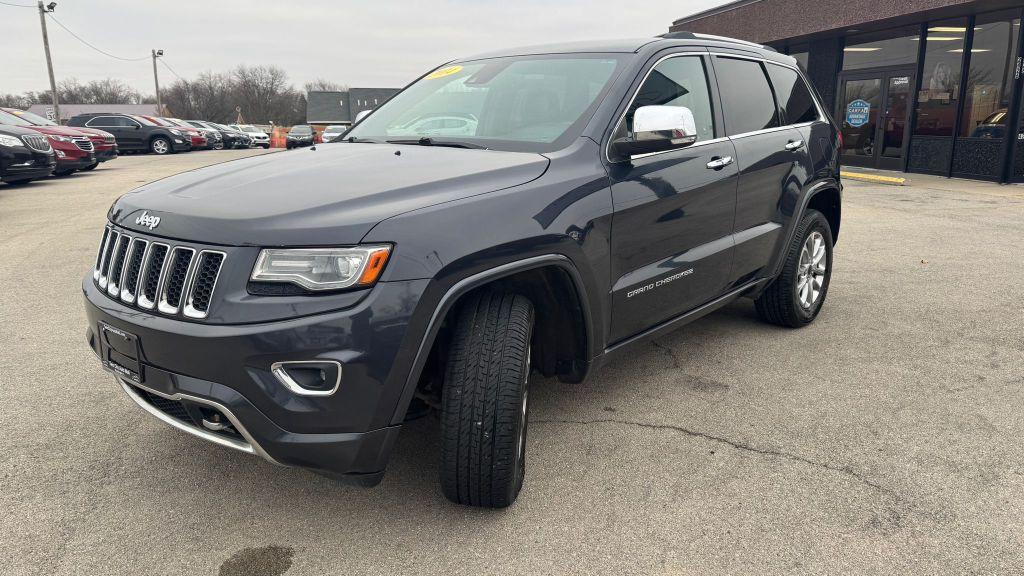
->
84, 33, 841, 508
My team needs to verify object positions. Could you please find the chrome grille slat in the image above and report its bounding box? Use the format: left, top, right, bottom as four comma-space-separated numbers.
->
107, 234, 132, 297
137, 243, 169, 310
21, 134, 52, 153
157, 247, 196, 315
183, 251, 226, 319
72, 136, 94, 152
120, 238, 149, 304
93, 226, 111, 280
93, 226, 225, 319
97, 230, 120, 290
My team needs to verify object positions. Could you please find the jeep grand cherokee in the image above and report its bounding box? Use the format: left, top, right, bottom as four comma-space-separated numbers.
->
84, 33, 841, 508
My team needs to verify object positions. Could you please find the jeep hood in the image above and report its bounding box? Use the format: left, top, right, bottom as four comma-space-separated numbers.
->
110, 144, 549, 245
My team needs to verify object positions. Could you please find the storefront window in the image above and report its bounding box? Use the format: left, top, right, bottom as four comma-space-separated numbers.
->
842, 27, 920, 70
953, 11, 1021, 178
909, 19, 968, 173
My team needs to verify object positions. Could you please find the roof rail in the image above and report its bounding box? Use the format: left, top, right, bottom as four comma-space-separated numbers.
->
659, 31, 777, 53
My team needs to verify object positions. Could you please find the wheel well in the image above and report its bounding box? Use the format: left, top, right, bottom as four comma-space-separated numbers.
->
417, 265, 589, 397
807, 188, 841, 243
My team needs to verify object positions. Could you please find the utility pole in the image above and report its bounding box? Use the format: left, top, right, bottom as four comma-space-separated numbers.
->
37, 1, 59, 123
151, 49, 164, 115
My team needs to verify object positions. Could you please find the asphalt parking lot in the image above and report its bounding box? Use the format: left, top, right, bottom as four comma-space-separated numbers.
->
2, 152, 1023, 575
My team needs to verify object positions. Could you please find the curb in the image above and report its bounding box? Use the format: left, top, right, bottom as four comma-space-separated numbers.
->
840, 170, 906, 186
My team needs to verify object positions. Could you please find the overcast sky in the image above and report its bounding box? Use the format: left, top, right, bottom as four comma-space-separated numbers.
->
1, 0, 729, 95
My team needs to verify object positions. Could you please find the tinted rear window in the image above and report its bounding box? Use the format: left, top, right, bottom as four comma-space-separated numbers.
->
713, 57, 780, 135
766, 64, 819, 125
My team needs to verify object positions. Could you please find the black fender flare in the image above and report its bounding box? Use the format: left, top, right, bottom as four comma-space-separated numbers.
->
389, 254, 596, 425
765, 178, 842, 283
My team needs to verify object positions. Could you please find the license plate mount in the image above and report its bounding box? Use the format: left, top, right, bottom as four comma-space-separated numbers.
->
99, 322, 143, 383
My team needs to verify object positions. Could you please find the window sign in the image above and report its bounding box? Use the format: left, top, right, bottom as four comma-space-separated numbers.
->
846, 99, 871, 128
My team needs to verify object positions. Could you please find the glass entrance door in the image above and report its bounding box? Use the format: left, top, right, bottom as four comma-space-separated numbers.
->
839, 69, 915, 170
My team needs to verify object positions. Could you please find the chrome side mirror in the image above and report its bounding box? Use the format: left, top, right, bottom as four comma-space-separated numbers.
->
354, 109, 373, 123
610, 105, 698, 160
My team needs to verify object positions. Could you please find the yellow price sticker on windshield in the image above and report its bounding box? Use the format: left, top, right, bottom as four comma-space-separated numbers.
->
425, 65, 463, 80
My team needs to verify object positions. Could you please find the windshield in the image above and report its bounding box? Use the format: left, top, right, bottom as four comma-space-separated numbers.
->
7, 109, 56, 126
345, 54, 624, 152
290, 125, 312, 134
324, 126, 345, 133
239, 125, 259, 132
0, 109, 35, 127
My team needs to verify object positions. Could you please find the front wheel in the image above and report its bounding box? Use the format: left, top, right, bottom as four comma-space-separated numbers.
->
755, 209, 833, 327
440, 290, 534, 508
150, 137, 171, 155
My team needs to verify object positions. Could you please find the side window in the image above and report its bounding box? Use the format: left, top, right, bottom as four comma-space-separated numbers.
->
766, 64, 820, 125
123, 117, 141, 127
86, 116, 117, 127
616, 55, 715, 143
714, 57, 780, 135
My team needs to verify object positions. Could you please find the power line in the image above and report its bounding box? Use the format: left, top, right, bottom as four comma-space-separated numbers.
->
47, 13, 149, 61
0, 1, 35, 7
159, 59, 185, 82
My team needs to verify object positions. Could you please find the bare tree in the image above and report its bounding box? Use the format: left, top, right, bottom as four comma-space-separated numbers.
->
163, 71, 236, 121
232, 65, 303, 124
304, 78, 348, 93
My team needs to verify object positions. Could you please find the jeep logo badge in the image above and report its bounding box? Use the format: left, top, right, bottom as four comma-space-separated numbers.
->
135, 211, 161, 230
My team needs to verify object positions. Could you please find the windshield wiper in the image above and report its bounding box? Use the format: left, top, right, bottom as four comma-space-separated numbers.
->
344, 136, 382, 143
386, 137, 485, 149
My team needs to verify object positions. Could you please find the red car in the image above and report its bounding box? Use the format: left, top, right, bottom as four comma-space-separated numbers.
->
0, 108, 95, 176
140, 115, 207, 149
2, 107, 117, 170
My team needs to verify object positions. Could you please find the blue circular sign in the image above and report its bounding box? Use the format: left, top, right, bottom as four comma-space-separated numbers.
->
846, 99, 871, 128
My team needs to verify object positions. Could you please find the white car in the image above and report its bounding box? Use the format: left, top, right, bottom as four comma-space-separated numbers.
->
320, 124, 349, 143
230, 124, 271, 149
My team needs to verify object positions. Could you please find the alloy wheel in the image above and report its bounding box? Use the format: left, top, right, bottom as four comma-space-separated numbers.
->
796, 231, 827, 309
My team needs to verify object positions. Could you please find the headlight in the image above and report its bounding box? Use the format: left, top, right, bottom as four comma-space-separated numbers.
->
48, 135, 73, 143
0, 135, 23, 147
251, 246, 391, 291
170, 129, 182, 136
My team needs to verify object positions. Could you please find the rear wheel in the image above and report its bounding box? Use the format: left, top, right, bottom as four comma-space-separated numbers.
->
150, 137, 171, 155
755, 209, 833, 327
440, 290, 534, 508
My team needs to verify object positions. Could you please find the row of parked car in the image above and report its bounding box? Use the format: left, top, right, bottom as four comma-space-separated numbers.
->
0, 109, 275, 186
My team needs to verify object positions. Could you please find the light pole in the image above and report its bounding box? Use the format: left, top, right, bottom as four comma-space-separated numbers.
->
37, 1, 59, 123
151, 49, 164, 114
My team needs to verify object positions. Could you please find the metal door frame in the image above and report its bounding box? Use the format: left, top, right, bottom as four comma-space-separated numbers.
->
837, 65, 917, 170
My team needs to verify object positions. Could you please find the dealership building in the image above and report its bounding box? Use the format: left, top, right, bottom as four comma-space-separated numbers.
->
671, 0, 1024, 182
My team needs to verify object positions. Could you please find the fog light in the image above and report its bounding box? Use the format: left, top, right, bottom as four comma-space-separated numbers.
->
55, 149, 65, 158
270, 361, 342, 396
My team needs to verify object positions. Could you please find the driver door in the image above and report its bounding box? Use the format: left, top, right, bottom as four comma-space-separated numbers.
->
607, 53, 738, 342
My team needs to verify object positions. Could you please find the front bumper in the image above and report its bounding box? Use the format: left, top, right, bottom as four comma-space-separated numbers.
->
83, 274, 430, 480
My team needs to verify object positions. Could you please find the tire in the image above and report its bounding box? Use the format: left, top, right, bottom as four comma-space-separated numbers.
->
261, 143, 270, 149
150, 137, 171, 155
755, 209, 834, 327
440, 290, 534, 508
4, 178, 33, 186
82, 162, 98, 171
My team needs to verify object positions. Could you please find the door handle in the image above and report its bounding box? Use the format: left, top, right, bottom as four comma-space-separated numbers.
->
785, 140, 805, 151
706, 156, 734, 169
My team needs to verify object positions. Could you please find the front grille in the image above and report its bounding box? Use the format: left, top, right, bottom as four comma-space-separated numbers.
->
21, 134, 52, 153
92, 225, 225, 319
73, 136, 94, 152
